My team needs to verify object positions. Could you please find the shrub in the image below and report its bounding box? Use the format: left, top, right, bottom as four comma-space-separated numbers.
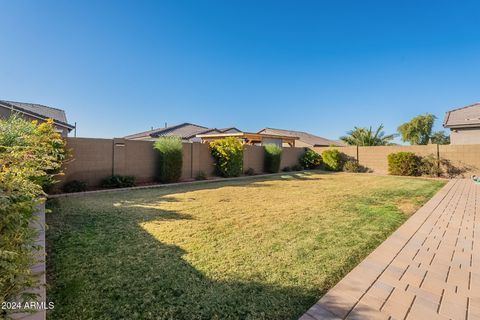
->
387, 152, 421, 176
100, 175, 136, 188
419, 155, 442, 177
299, 149, 321, 169
244, 168, 255, 176
291, 164, 304, 171
343, 160, 361, 173
418, 155, 470, 178
0, 115, 66, 306
209, 137, 243, 177
282, 166, 291, 172
263, 144, 282, 173
62, 180, 88, 193
195, 171, 207, 181
153, 137, 183, 183
321, 149, 343, 171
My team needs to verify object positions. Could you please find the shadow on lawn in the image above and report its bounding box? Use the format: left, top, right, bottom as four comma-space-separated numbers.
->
46, 176, 331, 320
119, 170, 326, 198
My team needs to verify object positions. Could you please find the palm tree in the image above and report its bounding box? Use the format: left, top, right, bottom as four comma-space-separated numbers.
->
340, 124, 396, 146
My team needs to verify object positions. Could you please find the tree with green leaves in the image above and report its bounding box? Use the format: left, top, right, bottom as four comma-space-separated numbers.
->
340, 124, 396, 146
398, 114, 450, 145
430, 131, 450, 145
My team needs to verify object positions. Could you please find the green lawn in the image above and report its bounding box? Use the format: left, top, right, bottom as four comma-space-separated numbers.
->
46, 172, 446, 320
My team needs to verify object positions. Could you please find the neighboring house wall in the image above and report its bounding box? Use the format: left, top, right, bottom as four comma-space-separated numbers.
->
450, 128, 480, 145
262, 138, 282, 146
290, 140, 312, 148
443, 103, 480, 144
0, 106, 70, 136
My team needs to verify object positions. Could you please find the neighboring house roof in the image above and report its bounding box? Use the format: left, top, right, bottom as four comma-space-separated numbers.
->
444, 103, 480, 129
218, 127, 241, 134
258, 127, 344, 147
125, 123, 241, 140
196, 131, 299, 146
0, 100, 74, 130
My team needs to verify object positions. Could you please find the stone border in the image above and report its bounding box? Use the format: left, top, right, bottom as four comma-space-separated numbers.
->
11, 203, 46, 320
48, 170, 323, 198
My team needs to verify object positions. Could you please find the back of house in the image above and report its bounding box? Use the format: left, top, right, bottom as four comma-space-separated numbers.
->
258, 127, 344, 148
0, 100, 74, 137
444, 103, 480, 144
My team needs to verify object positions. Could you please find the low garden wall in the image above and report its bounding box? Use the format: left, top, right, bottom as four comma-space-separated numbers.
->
58, 138, 306, 189
313, 144, 480, 176
10, 203, 47, 320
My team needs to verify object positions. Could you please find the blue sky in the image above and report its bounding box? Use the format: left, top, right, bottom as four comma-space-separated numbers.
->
1, 1, 480, 141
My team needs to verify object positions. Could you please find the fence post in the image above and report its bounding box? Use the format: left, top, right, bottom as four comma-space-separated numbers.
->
436, 144, 440, 177
190, 143, 194, 179
356, 145, 359, 163
113, 138, 126, 177
190, 142, 201, 179
111, 139, 115, 176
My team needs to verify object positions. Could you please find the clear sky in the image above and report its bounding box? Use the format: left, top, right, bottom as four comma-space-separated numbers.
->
1, 1, 480, 140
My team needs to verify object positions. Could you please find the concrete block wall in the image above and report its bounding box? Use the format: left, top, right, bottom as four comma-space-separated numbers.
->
314, 144, 480, 176
243, 145, 265, 173
62, 138, 114, 187
280, 147, 307, 169
357, 145, 437, 174
438, 144, 480, 174
122, 139, 158, 182
58, 138, 305, 189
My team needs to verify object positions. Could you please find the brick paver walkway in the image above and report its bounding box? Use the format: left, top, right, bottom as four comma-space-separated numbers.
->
300, 179, 480, 320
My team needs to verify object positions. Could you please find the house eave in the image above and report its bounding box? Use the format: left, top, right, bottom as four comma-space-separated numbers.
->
0, 103, 75, 130
444, 123, 480, 129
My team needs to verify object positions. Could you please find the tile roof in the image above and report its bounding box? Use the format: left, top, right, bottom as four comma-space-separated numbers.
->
218, 127, 241, 133
0, 100, 74, 129
258, 127, 344, 147
443, 103, 480, 128
125, 123, 240, 140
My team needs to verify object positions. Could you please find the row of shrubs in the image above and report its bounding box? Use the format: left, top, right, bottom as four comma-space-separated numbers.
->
63, 175, 136, 193
0, 116, 67, 308
297, 148, 367, 173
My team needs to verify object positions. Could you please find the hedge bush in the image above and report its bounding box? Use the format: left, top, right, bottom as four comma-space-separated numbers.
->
419, 155, 442, 177
263, 144, 282, 173
153, 137, 183, 183
387, 152, 421, 176
100, 175, 136, 188
209, 137, 243, 177
343, 160, 361, 173
321, 149, 343, 171
299, 149, 321, 169
0, 115, 66, 307
62, 180, 88, 193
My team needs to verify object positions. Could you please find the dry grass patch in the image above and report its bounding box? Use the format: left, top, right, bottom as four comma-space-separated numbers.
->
46, 172, 446, 319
